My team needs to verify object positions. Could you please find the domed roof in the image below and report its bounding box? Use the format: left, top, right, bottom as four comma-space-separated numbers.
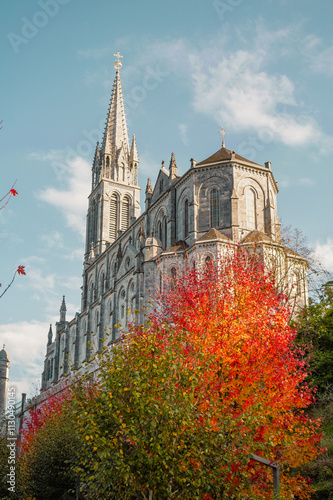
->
0, 344, 9, 363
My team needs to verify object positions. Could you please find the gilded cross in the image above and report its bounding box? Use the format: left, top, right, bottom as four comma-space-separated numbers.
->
114, 51, 123, 70
218, 127, 228, 148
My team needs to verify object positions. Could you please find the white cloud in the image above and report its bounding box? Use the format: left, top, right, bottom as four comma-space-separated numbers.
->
178, 123, 189, 145
278, 177, 315, 188
0, 320, 49, 399
308, 44, 333, 76
36, 156, 90, 239
40, 231, 64, 249
299, 177, 315, 187
27, 149, 66, 162
314, 239, 333, 273
190, 49, 324, 148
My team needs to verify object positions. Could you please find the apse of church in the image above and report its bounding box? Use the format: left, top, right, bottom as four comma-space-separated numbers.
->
41, 54, 308, 391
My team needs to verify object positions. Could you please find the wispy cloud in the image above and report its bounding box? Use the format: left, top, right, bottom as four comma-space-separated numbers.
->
36, 156, 90, 239
178, 123, 189, 145
314, 239, 333, 273
0, 320, 49, 398
190, 48, 324, 148
278, 177, 315, 188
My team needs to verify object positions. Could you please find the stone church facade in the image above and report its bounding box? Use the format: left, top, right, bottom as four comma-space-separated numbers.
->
41, 59, 308, 392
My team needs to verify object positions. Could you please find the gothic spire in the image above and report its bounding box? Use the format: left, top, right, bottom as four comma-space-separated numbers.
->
169, 152, 178, 179
129, 134, 139, 164
47, 324, 53, 346
60, 296, 66, 323
100, 62, 129, 163
145, 177, 153, 195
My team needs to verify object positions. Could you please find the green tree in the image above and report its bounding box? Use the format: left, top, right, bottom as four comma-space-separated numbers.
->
70, 254, 321, 499
296, 282, 333, 498
16, 390, 80, 500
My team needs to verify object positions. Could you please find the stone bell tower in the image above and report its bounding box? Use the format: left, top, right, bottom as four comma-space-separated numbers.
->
85, 52, 141, 261
0, 345, 10, 418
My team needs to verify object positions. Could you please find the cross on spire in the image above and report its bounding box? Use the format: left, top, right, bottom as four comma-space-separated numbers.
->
218, 127, 228, 148
114, 51, 123, 70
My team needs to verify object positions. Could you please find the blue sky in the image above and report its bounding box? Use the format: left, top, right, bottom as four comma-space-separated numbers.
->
1, 0, 333, 399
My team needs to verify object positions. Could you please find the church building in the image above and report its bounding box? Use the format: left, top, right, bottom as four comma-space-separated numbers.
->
41, 54, 308, 391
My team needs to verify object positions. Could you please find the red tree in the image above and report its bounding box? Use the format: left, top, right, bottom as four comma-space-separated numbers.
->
149, 252, 322, 498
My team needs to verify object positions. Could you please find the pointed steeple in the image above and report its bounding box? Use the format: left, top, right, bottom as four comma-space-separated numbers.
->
169, 152, 178, 180
100, 63, 129, 177
60, 296, 66, 323
145, 177, 153, 195
145, 177, 153, 210
129, 135, 139, 163
47, 324, 53, 346
92, 141, 101, 189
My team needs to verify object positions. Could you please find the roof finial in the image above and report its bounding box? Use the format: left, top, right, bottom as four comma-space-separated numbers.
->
218, 126, 228, 148
114, 51, 123, 70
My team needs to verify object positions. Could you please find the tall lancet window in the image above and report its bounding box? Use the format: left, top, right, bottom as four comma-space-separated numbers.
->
164, 217, 168, 249
91, 200, 97, 243
106, 156, 110, 178
210, 189, 220, 228
121, 196, 130, 232
184, 199, 189, 238
245, 188, 257, 230
109, 193, 118, 240
157, 220, 162, 242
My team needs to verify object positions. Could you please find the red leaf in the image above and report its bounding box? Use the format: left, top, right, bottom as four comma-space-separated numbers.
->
17, 265, 26, 275
10, 189, 18, 196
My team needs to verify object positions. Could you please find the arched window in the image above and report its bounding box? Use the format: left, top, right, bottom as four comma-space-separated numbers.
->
164, 217, 168, 249
121, 196, 130, 232
100, 272, 105, 294
109, 193, 118, 240
157, 220, 162, 242
245, 188, 257, 230
210, 189, 220, 228
91, 200, 97, 244
184, 199, 189, 238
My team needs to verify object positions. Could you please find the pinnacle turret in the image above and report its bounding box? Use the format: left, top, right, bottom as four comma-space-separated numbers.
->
169, 152, 178, 179
129, 135, 139, 164
47, 324, 53, 346
60, 296, 66, 323
145, 177, 153, 195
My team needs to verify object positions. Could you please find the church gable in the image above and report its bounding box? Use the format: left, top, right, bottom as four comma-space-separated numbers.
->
150, 165, 170, 204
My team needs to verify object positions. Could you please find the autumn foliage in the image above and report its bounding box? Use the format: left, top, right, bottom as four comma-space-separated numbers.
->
17, 389, 78, 499
149, 253, 323, 497
16, 253, 322, 499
